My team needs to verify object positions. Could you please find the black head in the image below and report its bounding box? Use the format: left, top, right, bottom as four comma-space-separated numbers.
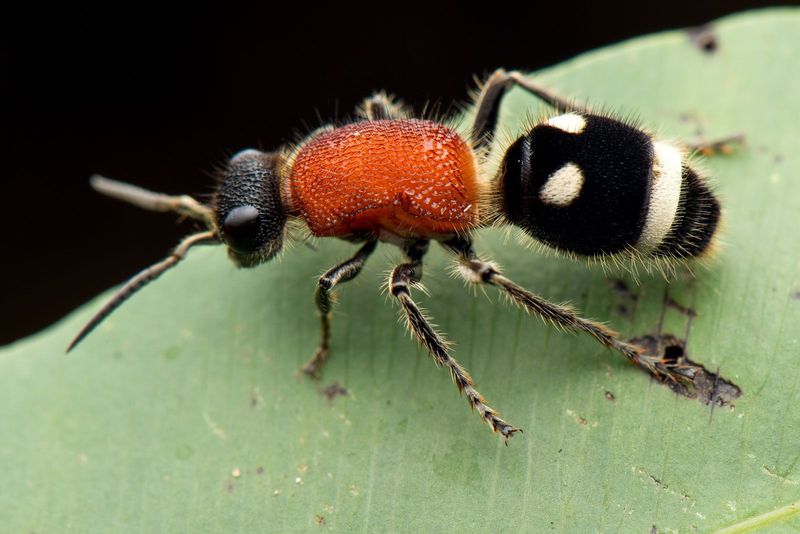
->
214, 149, 287, 268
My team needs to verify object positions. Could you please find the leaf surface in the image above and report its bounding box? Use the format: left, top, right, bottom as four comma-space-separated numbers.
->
3, 9, 800, 532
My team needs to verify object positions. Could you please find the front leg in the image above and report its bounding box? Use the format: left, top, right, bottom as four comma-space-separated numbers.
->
389, 239, 521, 442
303, 239, 378, 377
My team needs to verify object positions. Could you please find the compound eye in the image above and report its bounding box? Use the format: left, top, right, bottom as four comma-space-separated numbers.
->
222, 205, 261, 253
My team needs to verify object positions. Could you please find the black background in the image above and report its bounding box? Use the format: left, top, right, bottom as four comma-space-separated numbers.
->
2, 1, 793, 345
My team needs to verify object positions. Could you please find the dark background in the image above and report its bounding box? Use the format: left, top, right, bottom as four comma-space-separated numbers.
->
2, 1, 794, 345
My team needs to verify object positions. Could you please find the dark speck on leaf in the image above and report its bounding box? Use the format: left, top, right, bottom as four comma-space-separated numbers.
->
686, 24, 718, 53
610, 278, 637, 301
322, 382, 348, 402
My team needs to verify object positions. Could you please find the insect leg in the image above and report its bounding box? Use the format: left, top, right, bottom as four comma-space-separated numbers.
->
67, 230, 219, 352
389, 239, 521, 442
443, 236, 680, 383
472, 68, 587, 148
685, 133, 746, 157
303, 239, 379, 377
357, 92, 411, 121
90, 175, 215, 227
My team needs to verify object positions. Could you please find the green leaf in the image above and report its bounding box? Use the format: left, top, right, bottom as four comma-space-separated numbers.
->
3, 9, 800, 532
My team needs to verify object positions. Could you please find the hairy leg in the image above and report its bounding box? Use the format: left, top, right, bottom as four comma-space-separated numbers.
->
389, 239, 521, 441
303, 239, 378, 376
686, 133, 746, 156
442, 236, 685, 382
357, 92, 410, 121
472, 68, 587, 148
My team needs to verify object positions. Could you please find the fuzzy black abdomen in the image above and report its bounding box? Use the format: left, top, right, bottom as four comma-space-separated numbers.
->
501, 114, 654, 256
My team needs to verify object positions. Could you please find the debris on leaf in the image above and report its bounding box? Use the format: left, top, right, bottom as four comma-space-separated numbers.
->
629, 334, 741, 406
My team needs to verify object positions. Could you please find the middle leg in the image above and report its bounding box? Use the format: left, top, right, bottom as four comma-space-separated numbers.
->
389, 239, 521, 441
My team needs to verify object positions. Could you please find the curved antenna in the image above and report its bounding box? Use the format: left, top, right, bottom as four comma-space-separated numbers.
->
67, 230, 219, 353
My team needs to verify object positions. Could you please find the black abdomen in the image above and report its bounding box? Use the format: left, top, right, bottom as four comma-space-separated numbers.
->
499, 113, 719, 259
501, 114, 653, 255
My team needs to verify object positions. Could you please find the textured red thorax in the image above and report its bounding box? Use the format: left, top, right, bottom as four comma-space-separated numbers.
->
289, 119, 481, 239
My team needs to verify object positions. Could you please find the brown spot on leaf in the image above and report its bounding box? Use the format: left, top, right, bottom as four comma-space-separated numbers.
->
630, 334, 741, 406
611, 278, 629, 294
791, 290, 800, 300
315, 515, 326, 526
322, 382, 348, 402
604, 390, 616, 402
611, 279, 638, 319
566, 409, 593, 427
610, 279, 637, 300
637, 466, 692, 503
250, 388, 263, 408
256, 466, 264, 475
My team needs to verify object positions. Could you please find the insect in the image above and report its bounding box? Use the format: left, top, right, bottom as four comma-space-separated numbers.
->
69, 69, 733, 441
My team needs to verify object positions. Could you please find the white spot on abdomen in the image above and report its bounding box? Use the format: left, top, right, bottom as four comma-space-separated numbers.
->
546, 113, 587, 134
540, 162, 584, 207
637, 141, 683, 252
